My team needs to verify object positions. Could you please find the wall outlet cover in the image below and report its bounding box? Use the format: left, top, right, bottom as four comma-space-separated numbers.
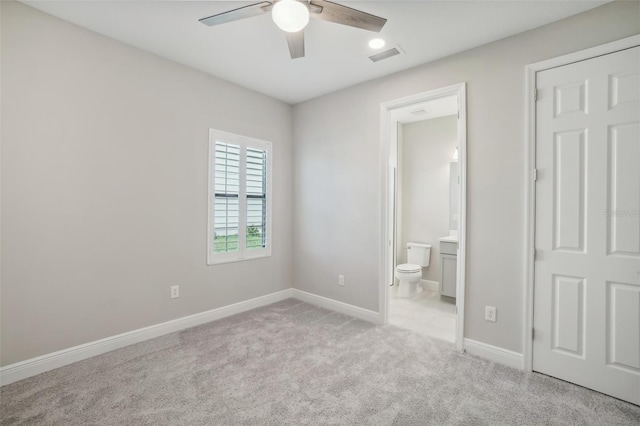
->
171, 285, 180, 299
485, 306, 496, 322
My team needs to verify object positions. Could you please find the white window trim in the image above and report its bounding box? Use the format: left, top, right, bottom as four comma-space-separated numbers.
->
207, 129, 273, 265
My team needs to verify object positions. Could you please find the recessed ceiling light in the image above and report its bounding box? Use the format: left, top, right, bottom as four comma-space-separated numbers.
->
368, 38, 386, 49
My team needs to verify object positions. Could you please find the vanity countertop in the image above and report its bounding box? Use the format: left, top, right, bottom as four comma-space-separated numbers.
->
438, 236, 458, 243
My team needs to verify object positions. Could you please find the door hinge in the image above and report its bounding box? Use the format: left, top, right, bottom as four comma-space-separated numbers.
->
532, 328, 535, 339
534, 88, 538, 101
533, 248, 537, 260
533, 168, 538, 181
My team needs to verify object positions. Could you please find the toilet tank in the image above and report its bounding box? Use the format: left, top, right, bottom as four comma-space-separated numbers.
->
407, 242, 431, 267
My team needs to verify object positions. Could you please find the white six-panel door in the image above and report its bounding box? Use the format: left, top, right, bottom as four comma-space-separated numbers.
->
534, 46, 640, 405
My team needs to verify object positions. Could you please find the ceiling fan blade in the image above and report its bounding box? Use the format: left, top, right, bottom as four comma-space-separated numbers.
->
199, 2, 272, 27
309, 0, 387, 32
285, 30, 305, 59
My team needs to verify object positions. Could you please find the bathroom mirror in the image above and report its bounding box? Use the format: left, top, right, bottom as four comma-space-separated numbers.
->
449, 161, 459, 231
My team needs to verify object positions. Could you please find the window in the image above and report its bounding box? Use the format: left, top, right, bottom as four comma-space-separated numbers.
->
208, 129, 272, 264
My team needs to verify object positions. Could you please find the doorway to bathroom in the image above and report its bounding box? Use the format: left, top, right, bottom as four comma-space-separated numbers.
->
379, 84, 467, 349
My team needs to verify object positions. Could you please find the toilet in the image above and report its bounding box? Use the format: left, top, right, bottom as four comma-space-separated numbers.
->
395, 242, 431, 298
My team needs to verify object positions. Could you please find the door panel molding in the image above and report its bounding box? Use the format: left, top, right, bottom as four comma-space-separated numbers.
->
606, 281, 640, 373
551, 274, 586, 358
607, 123, 640, 257
552, 129, 587, 252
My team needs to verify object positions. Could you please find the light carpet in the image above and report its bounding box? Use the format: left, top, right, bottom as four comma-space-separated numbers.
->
1, 299, 639, 425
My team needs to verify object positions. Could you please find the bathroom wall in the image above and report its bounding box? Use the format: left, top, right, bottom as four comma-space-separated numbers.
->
398, 116, 458, 283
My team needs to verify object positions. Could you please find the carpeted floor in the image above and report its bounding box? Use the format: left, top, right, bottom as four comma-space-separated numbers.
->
1, 299, 639, 425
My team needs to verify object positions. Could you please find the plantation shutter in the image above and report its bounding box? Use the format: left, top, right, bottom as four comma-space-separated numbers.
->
246, 148, 267, 250
213, 142, 240, 253
208, 129, 272, 264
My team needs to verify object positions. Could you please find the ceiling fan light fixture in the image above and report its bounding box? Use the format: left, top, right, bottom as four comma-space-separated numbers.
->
272, 0, 310, 33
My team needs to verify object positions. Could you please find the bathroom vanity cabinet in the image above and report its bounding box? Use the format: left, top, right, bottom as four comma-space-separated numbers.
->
439, 240, 458, 298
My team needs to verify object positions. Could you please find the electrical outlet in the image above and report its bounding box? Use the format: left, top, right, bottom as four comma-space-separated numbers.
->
485, 306, 497, 322
171, 285, 180, 299
338, 275, 345, 287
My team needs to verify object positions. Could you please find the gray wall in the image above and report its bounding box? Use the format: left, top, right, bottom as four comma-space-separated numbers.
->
292, 1, 640, 353
1, 2, 293, 366
399, 116, 458, 283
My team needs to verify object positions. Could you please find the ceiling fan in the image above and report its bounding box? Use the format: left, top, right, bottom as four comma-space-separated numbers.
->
199, 0, 387, 59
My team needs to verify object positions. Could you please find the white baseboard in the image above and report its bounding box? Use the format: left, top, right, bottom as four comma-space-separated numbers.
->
1, 288, 382, 386
419, 279, 439, 292
0, 288, 293, 387
291, 289, 383, 324
463, 338, 524, 370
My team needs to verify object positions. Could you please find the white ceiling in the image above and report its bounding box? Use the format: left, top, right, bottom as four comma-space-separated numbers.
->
22, 1, 608, 104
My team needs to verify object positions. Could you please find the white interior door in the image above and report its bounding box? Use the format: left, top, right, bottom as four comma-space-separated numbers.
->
533, 46, 640, 405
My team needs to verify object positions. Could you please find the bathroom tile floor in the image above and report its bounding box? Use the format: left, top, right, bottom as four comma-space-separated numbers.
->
389, 285, 456, 343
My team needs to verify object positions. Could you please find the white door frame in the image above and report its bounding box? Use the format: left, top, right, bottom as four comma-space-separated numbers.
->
523, 34, 640, 372
379, 83, 467, 350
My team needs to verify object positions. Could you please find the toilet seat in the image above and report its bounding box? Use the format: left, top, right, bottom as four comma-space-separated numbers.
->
396, 263, 421, 273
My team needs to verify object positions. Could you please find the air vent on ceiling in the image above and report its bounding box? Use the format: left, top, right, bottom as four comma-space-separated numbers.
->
369, 47, 401, 63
